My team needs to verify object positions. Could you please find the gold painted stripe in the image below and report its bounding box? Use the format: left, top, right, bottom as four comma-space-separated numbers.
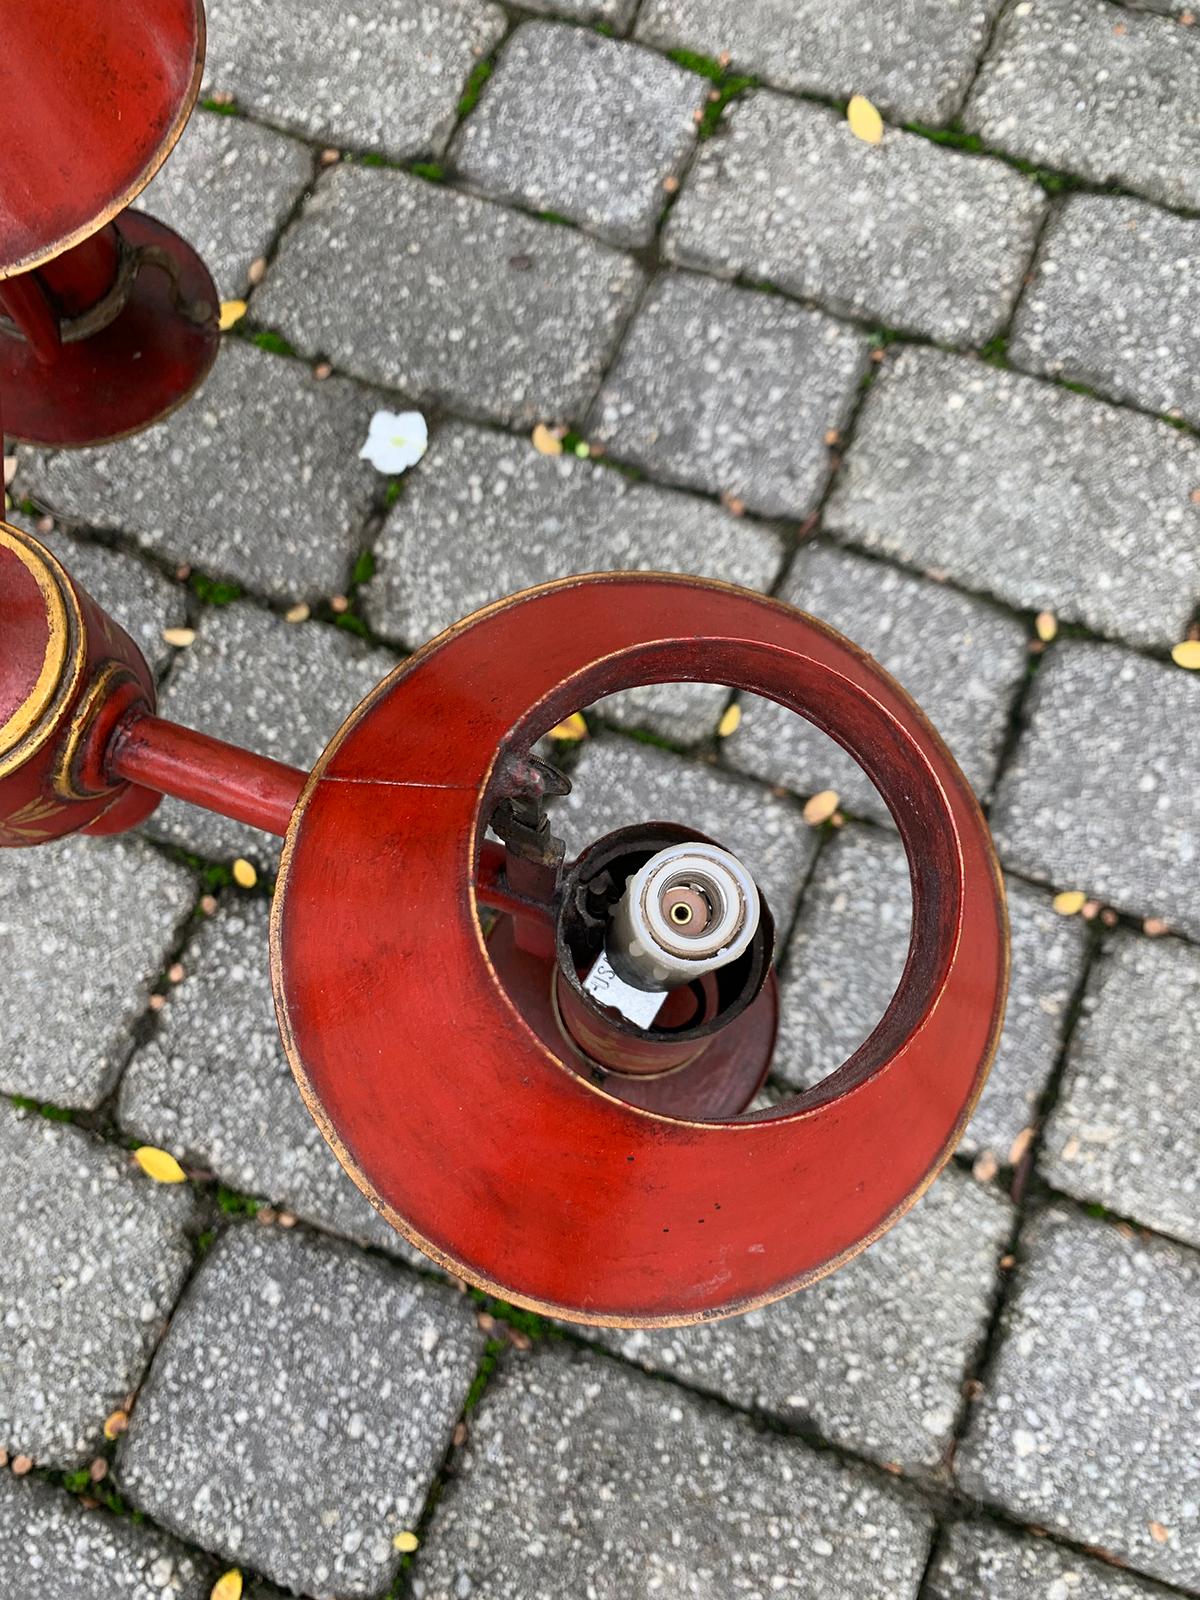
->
0, 522, 84, 778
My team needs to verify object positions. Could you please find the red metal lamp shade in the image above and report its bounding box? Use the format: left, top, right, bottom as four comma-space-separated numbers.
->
0, 0, 219, 446
0, 526, 1008, 1326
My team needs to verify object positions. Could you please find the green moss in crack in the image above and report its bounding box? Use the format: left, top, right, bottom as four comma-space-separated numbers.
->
190, 572, 243, 606
350, 550, 376, 587
457, 59, 493, 119
410, 161, 445, 183
10, 1095, 74, 1123
253, 330, 296, 357
903, 121, 984, 153
216, 1185, 262, 1218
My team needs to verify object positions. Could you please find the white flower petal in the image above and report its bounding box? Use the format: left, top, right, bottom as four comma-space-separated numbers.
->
359, 409, 429, 474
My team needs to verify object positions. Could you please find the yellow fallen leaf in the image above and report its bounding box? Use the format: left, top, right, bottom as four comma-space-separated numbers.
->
1052, 889, 1086, 916
1034, 611, 1057, 643
162, 627, 196, 648
134, 1146, 187, 1184
232, 858, 258, 889
103, 1409, 129, 1441
218, 300, 247, 332
802, 789, 840, 826
1008, 1126, 1034, 1168
549, 712, 588, 742
531, 424, 563, 456
1171, 639, 1200, 669
284, 602, 311, 624
717, 704, 742, 738
211, 1571, 244, 1600
847, 94, 884, 145
393, 1531, 420, 1554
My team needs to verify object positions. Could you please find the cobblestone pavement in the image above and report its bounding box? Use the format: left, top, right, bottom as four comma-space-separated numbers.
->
3, 1, 1200, 1597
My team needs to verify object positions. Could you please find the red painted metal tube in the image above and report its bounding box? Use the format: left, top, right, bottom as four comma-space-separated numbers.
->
108, 712, 306, 836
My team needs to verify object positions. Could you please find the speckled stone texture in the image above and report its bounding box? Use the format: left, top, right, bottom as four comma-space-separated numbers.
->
827, 347, 1200, 648
119, 896, 412, 1257
637, 0, 1005, 123
0, 1476, 211, 1600
364, 420, 783, 743
594, 1168, 1009, 1473
554, 735, 817, 933
0, 836, 194, 1108
18, 342, 382, 603
1011, 194, 1200, 424
958, 1205, 1200, 1589
965, 0, 1200, 211
139, 109, 313, 298
146, 602, 397, 864
411, 1342, 935, 1599
203, 0, 506, 160
587, 273, 869, 517
928, 1519, 1175, 1600
1042, 933, 1200, 1248
255, 167, 645, 427
992, 644, 1200, 939
724, 541, 1028, 821
666, 92, 1044, 346
117, 1227, 486, 1599
0, 1105, 197, 1467
521, 0, 637, 18
32, 522, 189, 675
452, 25, 705, 247
773, 828, 1088, 1160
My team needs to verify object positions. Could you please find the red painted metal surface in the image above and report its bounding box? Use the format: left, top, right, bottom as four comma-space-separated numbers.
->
271, 575, 1009, 1327
0, 536, 1007, 1321
0, 522, 160, 844
0, 212, 220, 447
108, 713, 306, 837
0, 0, 205, 278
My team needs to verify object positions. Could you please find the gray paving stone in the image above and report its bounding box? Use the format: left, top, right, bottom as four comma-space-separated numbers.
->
364, 420, 784, 744
827, 347, 1200, 649
773, 829, 1087, 1159
147, 601, 397, 865
117, 1226, 486, 1599
593, 1167, 1009, 1473
0, 836, 195, 1108
33, 522, 189, 677
1011, 195, 1200, 425
665, 92, 1044, 346
452, 24, 705, 248
969, 878, 1089, 1160
140, 109, 313, 299
554, 735, 817, 935
964, 0, 1200, 211
0, 1104, 198, 1466
992, 643, 1200, 940
637, 0, 1006, 123
255, 167, 645, 427
411, 1340, 935, 1600
19, 341, 382, 604
587, 272, 869, 517
0, 1476, 211, 1600
724, 541, 1029, 821
119, 895, 416, 1259
958, 1204, 1200, 1589
928, 1519, 1175, 1600
203, 0, 506, 160
521, 0, 637, 19
1043, 932, 1200, 1247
